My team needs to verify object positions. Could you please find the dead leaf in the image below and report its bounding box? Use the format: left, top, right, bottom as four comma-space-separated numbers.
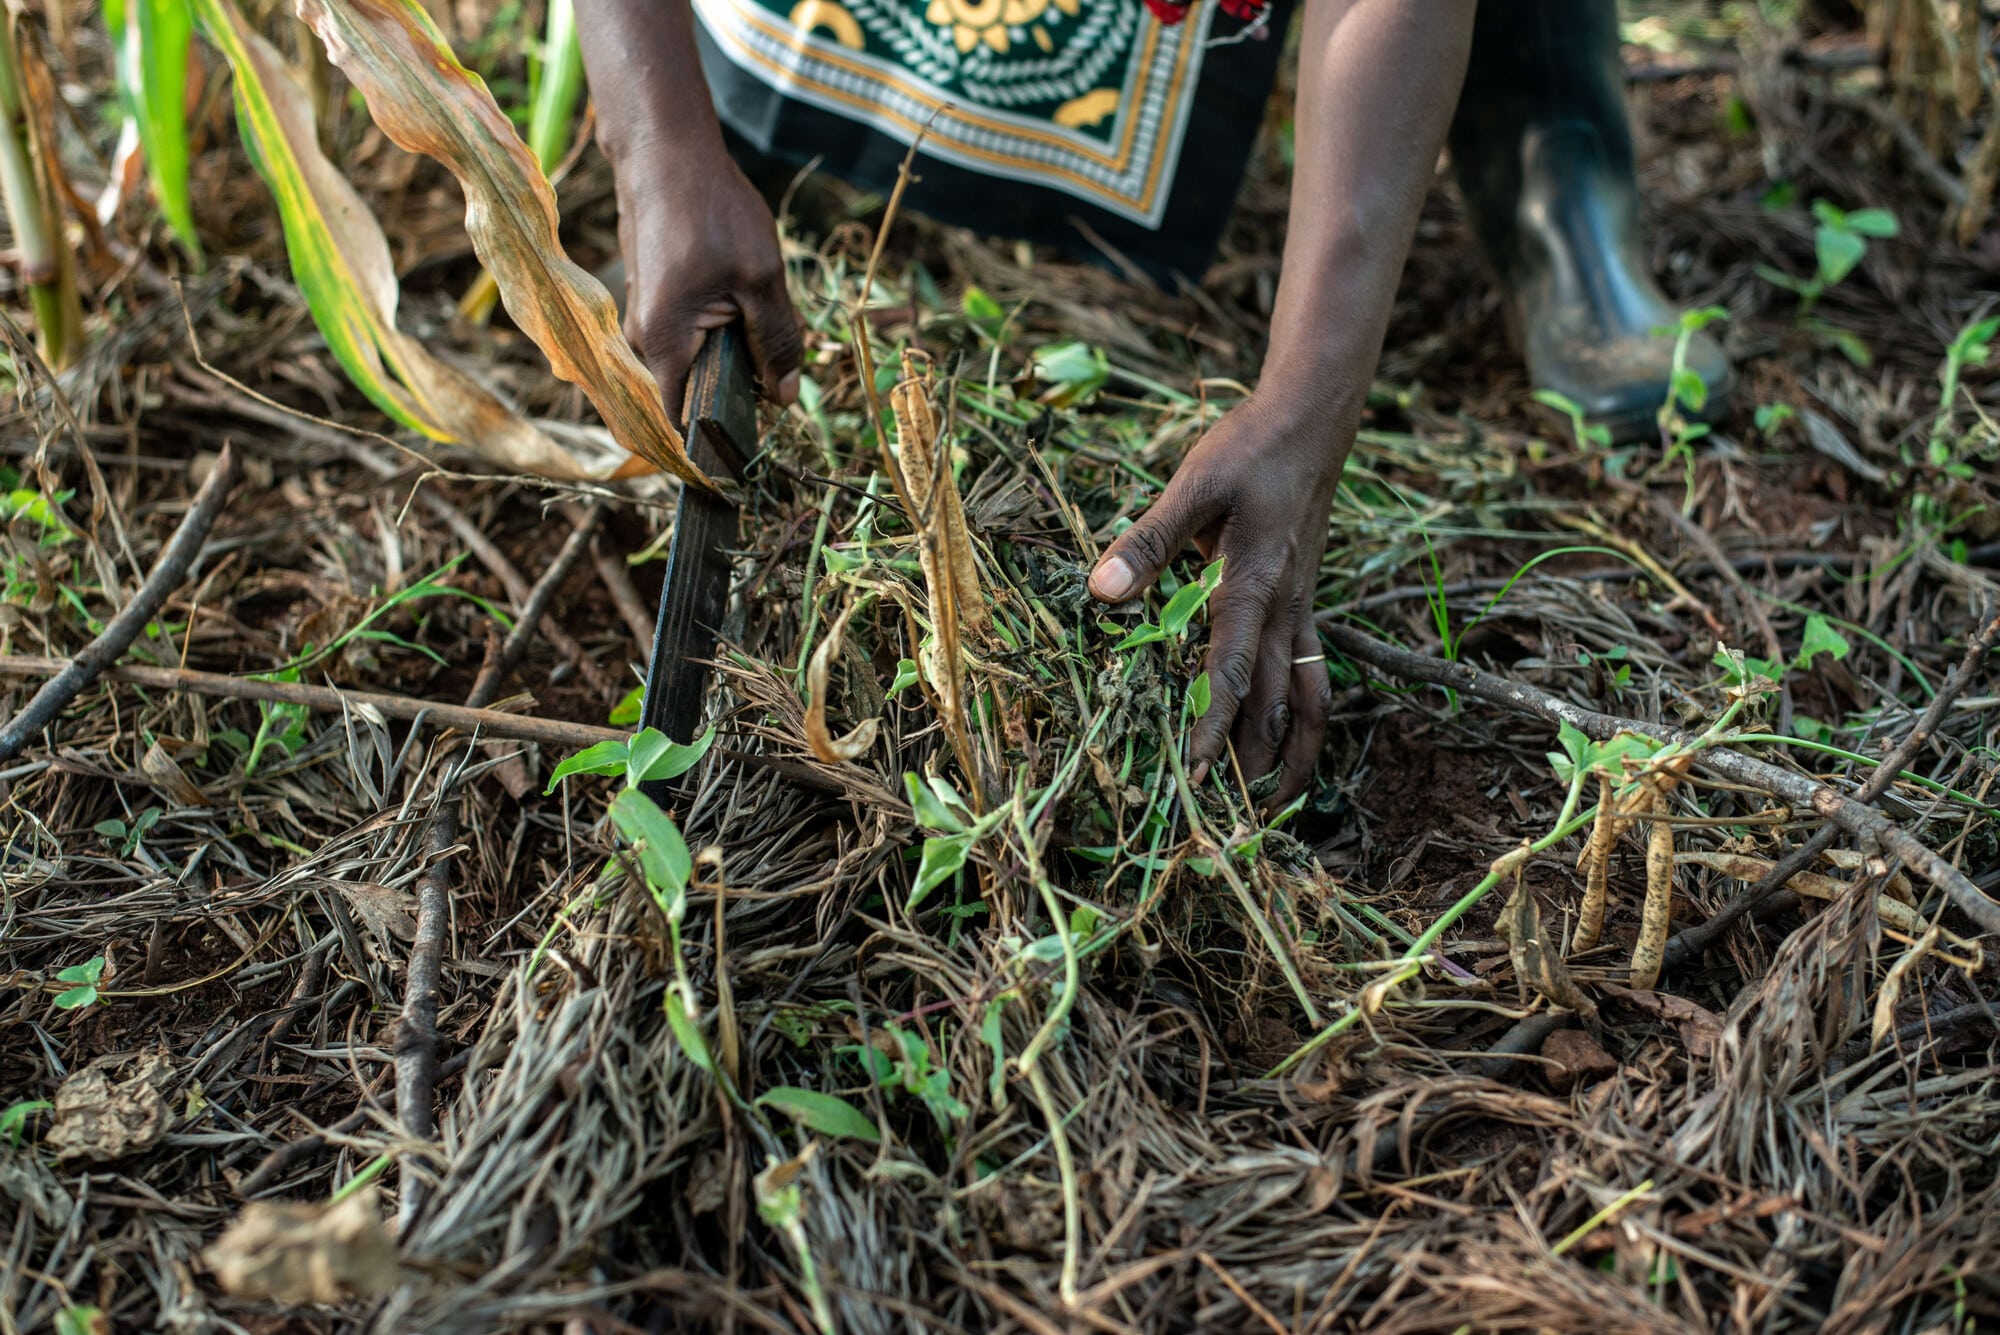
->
1630, 786, 1675, 991
1542, 1028, 1618, 1092
338, 882, 419, 946
141, 741, 207, 807
205, 1185, 400, 1304
1496, 857, 1598, 1019
804, 603, 880, 764
1873, 925, 1942, 1049
1599, 981, 1723, 1060
296, 0, 699, 486
46, 1051, 175, 1164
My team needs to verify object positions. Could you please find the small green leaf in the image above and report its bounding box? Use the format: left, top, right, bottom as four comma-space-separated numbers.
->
755, 1087, 882, 1143
94, 819, 128, 839
625, 725, 715, 787
1030, 340, 1110, 406
904, 772, 967, 833
1796, 614, 1852, 668
1843, 207, 1899, 238
981, 998, 1008, 1105
0, 1099, 53, 1147
1159, 557, 1225, 637
909, 833, 973, 911
1186, 671, 1211, 719
1672, 366, 1708, 413
608, 685, 643, 726
544, 738, 629, 793
961, 284, 1007, 338
887, 658, 921, 697
1815, 225, 1867, 285
1112, 622, 1168, 651
1753, 403, 1795, 434
54, 986, 99, 1010
57, 957, 105, 987
664, 986, 713, 1071
608, 788, 692, 918
55, 1307, 104, 1335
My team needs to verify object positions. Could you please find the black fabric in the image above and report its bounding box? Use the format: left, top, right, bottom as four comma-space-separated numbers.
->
694, 5, 1290, 287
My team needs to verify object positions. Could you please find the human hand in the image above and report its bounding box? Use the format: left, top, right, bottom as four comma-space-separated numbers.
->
1088, 397, 1342, 805
609, 140, 802, 422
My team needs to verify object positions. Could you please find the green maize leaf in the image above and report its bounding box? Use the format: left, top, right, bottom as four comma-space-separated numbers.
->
104, 0, 200, 259
525, 0, 583, 174
191, 0, 621, 480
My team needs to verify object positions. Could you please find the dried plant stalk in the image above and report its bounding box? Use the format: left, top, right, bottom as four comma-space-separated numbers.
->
888, 353, 984, 788
1572, 772, 1616, 952
1630, 785, 1676, 991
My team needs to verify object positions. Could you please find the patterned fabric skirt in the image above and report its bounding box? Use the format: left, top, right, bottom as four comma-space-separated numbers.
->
692, 0, 1289, 283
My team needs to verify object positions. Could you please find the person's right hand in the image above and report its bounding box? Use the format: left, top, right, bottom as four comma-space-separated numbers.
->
611, 142, 803, 423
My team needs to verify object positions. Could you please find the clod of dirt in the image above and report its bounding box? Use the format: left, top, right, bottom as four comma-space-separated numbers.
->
45, 1051, 175, 1164
204, 1186, 400, 1305
1541, 1028, 1618, 1093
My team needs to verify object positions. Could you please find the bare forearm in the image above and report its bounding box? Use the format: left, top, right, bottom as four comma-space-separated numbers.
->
1263, 0, 1474, 414
574, 0, 728, 170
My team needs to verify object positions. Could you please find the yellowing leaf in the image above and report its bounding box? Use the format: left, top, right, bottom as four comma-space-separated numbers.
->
295, 0, 703, 488
191, 0, 619, 481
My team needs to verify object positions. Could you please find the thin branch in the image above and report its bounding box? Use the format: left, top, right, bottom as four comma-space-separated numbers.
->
395, 501, 605, 1234
0, 443, 240, 763
0, 657, 624, 750
1663, 601, 2000, 970
1321, 619, 2000, 936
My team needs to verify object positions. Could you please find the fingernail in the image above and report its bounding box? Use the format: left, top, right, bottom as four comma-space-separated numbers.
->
1189, 760, 1210, 787
1090, 556, 1135, 602
778, 370, 801, 405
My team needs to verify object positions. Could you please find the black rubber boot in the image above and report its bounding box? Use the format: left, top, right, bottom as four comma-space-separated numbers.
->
1450, 0, 1730, 443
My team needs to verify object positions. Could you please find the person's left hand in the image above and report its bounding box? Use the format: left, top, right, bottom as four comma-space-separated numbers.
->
1088, 395, 1343, 807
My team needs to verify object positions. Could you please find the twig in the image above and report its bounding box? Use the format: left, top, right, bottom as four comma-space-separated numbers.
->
1331, 542, 2000, 617
395, 502, 603, 1234
0, 657, 624, 749
1321, 620, 2000, 936
0, 443, 239, 763
1662, 602, 2000, 970
1473, 1009, 1578, 1081
559, 500, 655, 661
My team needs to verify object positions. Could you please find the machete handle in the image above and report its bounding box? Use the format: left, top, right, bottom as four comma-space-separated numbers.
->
679, 323, 757, 483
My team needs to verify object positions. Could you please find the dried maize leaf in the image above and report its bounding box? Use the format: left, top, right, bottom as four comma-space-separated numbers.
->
193, 0, 630, 480
295, 0, 699, 485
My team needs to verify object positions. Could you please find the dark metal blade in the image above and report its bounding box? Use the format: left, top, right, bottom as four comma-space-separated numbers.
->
638, 325, 755, 797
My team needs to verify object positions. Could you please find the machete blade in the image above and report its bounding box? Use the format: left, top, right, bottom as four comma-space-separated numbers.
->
638, 325, 755, 802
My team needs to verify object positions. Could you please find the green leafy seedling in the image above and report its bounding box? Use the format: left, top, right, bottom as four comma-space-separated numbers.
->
54, 956, 106, 1010
1114, 557, 1224, 651
545, 726, 716, 793
1534, 388, 1611, 451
